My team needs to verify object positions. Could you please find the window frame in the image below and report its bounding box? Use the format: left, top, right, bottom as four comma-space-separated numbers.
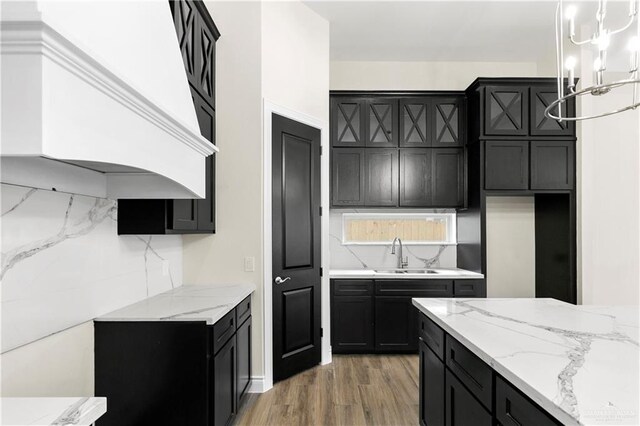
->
341, 212, 457, 246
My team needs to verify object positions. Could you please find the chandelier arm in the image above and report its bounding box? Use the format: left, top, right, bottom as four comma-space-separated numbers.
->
544, 78, 640, 121
609, 15, 637, 36
569, 35, 593, 45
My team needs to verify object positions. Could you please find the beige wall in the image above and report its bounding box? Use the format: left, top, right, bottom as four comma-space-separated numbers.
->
2, 322, 94, 396
262, 1, 330, 120
185, 1, 329, 382
185, 0, 264, 373
486, 197, 536, 298
330, 61, 542, 90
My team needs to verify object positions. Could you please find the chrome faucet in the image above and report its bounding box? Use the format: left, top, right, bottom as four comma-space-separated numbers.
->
391, 237, 409, 269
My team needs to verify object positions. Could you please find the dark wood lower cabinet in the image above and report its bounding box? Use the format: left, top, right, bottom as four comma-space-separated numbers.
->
236, 317, 252, 405
213, 335, 236, 426
419, 339, 445, 426
419, 312, 561, 426
375, 296, 416, 352
331, 296, 374, 352
331, 279, 483, 354
445, 369, 492, 426
95, 297, 251, 426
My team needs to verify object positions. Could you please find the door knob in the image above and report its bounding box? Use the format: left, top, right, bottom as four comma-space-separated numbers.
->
274, 276, 291, 284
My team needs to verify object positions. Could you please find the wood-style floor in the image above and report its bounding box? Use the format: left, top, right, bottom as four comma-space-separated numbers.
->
234, 354, 419, 426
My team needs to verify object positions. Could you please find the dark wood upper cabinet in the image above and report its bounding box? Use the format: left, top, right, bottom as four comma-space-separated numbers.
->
364, 149, 398, 206
432, 97, 464, 147
399, 149, 431, 207
484, 86, 528, 136
330, 92, 466, 208
170, 0, 218, 109
530, 86, 574, 137
400, 98, 430, 147
331, 148, 365, 206
118, 0, 219, 235
432, 148, 464, 206
332, 97, 366, 147
530, 141, 574, 190
485, 140, 529, 190
365, 98, 399, 147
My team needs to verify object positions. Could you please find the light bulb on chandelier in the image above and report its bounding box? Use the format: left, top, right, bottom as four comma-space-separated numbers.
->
545, 0, 640, 121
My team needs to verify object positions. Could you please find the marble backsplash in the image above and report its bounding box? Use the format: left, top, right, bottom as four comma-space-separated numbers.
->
0, 184, 182, 353
330, 209, 457, 270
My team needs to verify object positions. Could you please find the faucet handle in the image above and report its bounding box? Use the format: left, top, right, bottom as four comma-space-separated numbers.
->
401, 256, 409, 268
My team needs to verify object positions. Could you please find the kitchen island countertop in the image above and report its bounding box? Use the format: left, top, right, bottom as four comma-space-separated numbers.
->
1, 397, 107, 425
412, 298, 639, 425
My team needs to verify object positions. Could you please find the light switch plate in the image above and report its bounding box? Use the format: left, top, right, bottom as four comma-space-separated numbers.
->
244, 256, 255, 272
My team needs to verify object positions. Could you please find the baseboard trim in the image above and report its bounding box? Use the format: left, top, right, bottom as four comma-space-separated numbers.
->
247, 376, 267, 393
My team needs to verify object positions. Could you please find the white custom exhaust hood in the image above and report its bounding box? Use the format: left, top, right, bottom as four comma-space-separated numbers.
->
0, 1, 217, 199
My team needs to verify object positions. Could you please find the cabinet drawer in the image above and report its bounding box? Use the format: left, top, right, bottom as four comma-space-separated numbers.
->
212, 309, 236, 355
375, 280, 453, 297
496, 376, 559, 426
445, 335, 493, 410
236, 295, 252, 326
453, 280, 486, 298
418, 313, 445, 361
332, 279, 374, 296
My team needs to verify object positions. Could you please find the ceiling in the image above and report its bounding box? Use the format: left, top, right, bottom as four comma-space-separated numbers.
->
303, 0, 630, 64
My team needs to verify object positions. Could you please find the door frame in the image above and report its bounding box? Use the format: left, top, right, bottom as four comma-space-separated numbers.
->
262, 100, 331, 392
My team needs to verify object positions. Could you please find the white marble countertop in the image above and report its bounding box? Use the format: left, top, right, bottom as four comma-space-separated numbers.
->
412, 298, 639, 426
96, 283, 255, 324
330, 267, 484, 279
1, 397, 107, 425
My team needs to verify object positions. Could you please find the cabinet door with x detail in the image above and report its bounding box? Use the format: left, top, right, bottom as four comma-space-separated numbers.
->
365, 98, 399, 148
432, 97, 464, 147
400, 98, 430, 148
331, 97, 366, 147
484, 86, 528, 136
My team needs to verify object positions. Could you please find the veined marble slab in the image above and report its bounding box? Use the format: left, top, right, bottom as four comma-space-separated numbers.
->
330, 267, 484, 279
1, 184, 182, 353
96, 283, 255, 324
1, 397, 106, 425
412, 298, 639, 425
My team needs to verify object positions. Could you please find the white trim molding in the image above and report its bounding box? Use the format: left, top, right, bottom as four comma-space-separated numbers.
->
1, 20, 216, 199
262, 100, 331, 393
247, 376, 267, 394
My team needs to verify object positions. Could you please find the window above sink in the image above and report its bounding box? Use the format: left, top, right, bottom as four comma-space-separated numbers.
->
341, 212, 456, 245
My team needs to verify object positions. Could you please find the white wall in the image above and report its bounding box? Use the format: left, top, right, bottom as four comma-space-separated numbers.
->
330, 61, 543, 90
579, 73, 640, 305
185, 0, 329, 387
0, 184, 182, 396
486, 197, 536, 298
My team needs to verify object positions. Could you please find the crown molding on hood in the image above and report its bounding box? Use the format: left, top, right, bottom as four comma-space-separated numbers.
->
1, 11, 217, 199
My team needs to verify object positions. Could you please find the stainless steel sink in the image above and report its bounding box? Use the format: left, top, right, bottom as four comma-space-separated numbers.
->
375, 269, 439, 274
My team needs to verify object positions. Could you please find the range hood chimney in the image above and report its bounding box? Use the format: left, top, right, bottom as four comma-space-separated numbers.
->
0, 1, 217, 199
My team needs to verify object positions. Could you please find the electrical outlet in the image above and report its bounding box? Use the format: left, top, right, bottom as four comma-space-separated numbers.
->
244, 256, 255, 272
162, 260, 170, 276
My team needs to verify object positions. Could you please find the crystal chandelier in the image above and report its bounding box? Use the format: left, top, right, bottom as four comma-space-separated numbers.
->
545, 0, 640, 121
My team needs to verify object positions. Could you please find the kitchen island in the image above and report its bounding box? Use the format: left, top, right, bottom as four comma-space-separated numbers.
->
412, 298, 639, 425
